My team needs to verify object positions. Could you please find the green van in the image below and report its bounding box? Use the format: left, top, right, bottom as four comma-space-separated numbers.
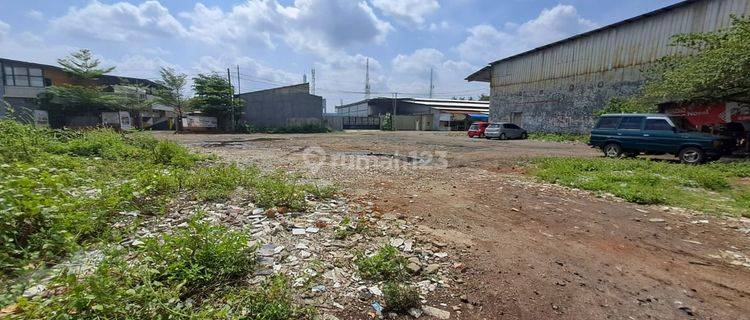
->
588, 114, 734, 164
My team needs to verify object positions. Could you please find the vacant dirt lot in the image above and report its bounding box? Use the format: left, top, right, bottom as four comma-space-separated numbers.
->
160, 131, 750, 320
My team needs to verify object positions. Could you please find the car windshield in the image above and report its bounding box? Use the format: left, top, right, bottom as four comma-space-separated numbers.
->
488, 124, 501, 128
469, 124, 478, 130
669, 116, 697, 132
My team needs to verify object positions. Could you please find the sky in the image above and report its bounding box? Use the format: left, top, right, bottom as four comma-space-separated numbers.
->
0, 0, 682, 112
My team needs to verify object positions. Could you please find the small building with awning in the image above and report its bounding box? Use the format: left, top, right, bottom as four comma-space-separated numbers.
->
335, 97, 489, 131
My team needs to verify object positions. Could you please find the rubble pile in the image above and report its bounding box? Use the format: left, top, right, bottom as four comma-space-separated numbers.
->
127, 194, 467, 318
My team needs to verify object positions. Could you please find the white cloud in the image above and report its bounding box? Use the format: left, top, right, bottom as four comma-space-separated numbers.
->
51, 0, 188, 42
194, 55, 301, 90
389, 48, 485, 98
0, 20, 9, 43
392, 48, 444, 74
27, 10, 44, 20
458, 4, 597, 63
182, 0, 392, 57
181, 1, 281, 49
372, 0, 440, 25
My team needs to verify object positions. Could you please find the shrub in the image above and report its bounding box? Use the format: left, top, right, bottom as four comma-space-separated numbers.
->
383, 282, 421, 313
354, 245, 407, 281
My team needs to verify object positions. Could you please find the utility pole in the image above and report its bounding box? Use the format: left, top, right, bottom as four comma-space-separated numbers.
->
311, 68, 316, 95
303, 73, 307, 84
365, 58, 371, 99
236, 65, 241, 94
227, 68, 235, 131
429, 68, 434, 99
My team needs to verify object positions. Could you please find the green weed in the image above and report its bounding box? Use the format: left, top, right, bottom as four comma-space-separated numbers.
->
15, 220, 271, 319
334, 216, 369, 240
383, 282, 421, 313
354, 245, 408, 282
528, 132, 590, 144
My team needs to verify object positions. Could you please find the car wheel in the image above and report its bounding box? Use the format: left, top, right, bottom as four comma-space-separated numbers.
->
521, 132, 528, 140
603, 143, 622, 158
679, 147, 704, 164
485, 136, 491, 140
500, 133, 507, 140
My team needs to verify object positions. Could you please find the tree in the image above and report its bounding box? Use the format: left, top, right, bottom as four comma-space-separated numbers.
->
40, 49, 126, 112
479, 94, 490, 101
641, 15, 750, 104
192, 73, 243, 123
57, 49, 115, 80
603, 15, 750, 114
155, 67, 188, 131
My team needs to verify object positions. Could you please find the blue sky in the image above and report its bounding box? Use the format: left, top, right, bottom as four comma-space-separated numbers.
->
0, 0, 681, 111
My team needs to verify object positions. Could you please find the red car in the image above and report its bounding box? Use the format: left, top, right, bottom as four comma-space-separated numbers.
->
467, 122, 489, 138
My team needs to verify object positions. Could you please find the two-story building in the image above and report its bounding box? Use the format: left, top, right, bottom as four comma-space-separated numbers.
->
0, 58, 175, 129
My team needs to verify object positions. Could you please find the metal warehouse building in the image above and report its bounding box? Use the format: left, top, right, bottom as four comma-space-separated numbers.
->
466, 0, 750, 133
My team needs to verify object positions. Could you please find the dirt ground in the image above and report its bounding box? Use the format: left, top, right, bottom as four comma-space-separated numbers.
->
159, 131, 750, 320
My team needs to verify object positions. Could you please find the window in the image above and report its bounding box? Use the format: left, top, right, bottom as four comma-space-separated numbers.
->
3, 66, 44, 87
506, 124, 520, 129
618, 117, 643, 130
644, 119, 673, 131
596, 117, 621, 129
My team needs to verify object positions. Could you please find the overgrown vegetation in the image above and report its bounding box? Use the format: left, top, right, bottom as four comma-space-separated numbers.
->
529, 157, 750, 217
354, 245, 408, 282
383, 282, 421, 313
0, 121, 335, 310
528, 132, 590, 144
15, 219, 312, 319
600, 15, 750, 114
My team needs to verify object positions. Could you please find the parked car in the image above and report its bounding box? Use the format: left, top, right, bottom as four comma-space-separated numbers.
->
588, 114, 735, 164
484, 122, 528, 140
467, 122, 489, 138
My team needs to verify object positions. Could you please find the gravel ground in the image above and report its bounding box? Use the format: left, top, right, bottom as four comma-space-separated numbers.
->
158, 130, 750, 320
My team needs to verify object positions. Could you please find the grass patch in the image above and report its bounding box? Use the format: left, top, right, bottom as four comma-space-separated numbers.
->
15, 219, 312, 319
354, 245, 408, 282
0, 120, 335, 307
529, 157, 750, 217
383, 282, 421, 313
528, 132, 590, 144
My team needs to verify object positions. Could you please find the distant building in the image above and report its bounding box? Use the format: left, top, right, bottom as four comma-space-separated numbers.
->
467, 0, 750, 133
335, 98, 489, 131
1, 57, 173, 129
237, 83, 324, 128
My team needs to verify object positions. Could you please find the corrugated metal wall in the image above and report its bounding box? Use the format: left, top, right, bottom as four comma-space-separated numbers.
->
491, 0, 750, 88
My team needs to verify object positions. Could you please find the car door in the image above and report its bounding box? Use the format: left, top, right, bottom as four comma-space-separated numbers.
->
616, 116, 645, 150
642, 118, 679, 154
506, 124, 522, 138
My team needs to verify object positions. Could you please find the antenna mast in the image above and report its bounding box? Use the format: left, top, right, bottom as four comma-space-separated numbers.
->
365, 58, 371, 99
429, 68, 434, 99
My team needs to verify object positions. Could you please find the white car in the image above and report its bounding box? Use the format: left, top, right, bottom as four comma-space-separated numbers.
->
484, 122, 528, 140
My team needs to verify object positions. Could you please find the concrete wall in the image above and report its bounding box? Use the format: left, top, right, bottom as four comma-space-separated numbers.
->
487, 0, 750, 133
238, 84, 324, 128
